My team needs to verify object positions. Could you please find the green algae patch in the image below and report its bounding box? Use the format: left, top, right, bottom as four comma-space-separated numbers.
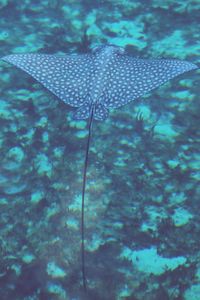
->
0, 100, 13, 120
103, 20, 147, 50
0, 0, 8, 9
188, 153, 200, 170
154, 117, 179, 141
47, 261, 66, 278
152, 29, 200, 59
34, 153, 52, 177
8, 146, 25, 162
69, 119, 86, 129
65, 217, 79, 230
169, 192, 187, 205
184, 284, 200, 300
47, 283, 67, 300
75, 129, 88, 139
22, 253, 35, 264
172, 207, 193, 227
121, 247, 186, 275
31, 191, 44, 204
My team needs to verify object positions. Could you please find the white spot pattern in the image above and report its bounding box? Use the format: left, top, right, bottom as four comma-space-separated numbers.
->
94, 103, 109, 121
73, 102, 90, 119
102, 56, 197, 108
2, 53, 93, 108
2, 45, 197, 120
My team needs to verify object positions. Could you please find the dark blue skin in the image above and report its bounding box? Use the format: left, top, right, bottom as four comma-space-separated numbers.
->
2, 45, 197, 121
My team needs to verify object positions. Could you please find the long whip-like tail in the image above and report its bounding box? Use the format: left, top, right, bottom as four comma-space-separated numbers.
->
81, 106, 94, 291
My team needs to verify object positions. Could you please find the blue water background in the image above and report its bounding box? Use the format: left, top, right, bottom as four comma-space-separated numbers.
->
0, 1, 199, 299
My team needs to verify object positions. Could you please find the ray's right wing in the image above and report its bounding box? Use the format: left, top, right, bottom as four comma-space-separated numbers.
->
103, 55, 197, 108
2, 53, 93, 107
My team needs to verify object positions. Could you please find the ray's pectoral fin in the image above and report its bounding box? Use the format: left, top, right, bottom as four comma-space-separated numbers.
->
73, 102, 91, 120
94, 103, 109, 121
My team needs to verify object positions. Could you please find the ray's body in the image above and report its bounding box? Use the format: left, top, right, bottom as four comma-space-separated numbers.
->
2, 45, 198, 292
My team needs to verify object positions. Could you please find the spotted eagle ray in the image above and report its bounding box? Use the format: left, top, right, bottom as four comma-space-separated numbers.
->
1, 45, 198, 292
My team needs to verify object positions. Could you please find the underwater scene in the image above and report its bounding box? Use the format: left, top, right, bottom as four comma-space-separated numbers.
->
0, 0, 199, 299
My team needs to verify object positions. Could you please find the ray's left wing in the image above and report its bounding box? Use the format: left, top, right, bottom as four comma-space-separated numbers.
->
2, 53, 93, 108
103, 55, 198, 108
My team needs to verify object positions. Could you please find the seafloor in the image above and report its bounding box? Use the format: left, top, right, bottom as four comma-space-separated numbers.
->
0, 0, 199, 300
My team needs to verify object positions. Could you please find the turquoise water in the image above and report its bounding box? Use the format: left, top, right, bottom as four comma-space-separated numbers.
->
0, 1, 199, 299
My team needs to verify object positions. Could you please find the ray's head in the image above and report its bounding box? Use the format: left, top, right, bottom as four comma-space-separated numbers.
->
91, 44, 125, 56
